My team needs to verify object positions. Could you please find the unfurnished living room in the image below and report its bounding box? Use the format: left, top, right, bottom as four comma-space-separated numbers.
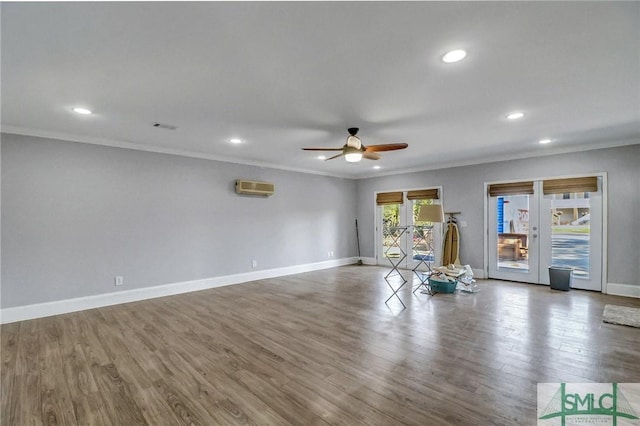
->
1, 2, 639, 425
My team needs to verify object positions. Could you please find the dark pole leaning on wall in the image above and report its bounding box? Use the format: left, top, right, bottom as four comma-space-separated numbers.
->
355, 219, 363, 265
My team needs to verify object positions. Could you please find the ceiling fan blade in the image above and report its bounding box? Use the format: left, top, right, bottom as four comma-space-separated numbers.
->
302, 147, 343, 151
324, 152, 345, 161
363, 151, 381, 160
364, 143, 408, 152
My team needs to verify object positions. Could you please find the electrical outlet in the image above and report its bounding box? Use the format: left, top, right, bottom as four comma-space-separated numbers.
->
114, 276, 124, 286
252, 259, 258, 268
330, 251, 334, 257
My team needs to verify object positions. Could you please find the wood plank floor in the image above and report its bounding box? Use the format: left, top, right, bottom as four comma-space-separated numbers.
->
2, 265, 640, 425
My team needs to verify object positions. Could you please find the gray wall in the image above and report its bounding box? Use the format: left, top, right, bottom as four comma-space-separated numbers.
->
3, 134, 638, 310
1, 133, 358, 308
356, 144, 640, 287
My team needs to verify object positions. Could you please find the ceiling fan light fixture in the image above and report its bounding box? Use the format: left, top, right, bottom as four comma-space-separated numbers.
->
344, 146, 363, 162
345, 153, 363, 162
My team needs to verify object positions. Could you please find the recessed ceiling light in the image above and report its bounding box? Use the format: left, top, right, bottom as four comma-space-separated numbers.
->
539, 139, 552, 144
373, 165, 381, 170
72, 107, 92, 115
229, 138, 243, 144
442, 49, 467, 63
317, 155, 326, 160
506, 112, 525, 120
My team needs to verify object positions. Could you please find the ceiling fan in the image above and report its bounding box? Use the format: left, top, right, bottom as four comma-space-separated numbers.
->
302, 128, 408, 162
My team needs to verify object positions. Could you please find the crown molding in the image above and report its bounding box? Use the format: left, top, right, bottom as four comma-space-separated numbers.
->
356, 137, 640, 180
1, 125, 356, 180
3, 125, 637, 182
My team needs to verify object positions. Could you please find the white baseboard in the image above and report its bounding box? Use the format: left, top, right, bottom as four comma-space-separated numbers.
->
360, 257, 377, 266
606, 283, 640, 298
471, 268, 486, 279
0, 257, 358, 324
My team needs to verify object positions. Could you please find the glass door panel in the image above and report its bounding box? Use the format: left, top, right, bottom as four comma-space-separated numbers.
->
551, 193, 591, 278
497, 195, 531, 272
411, 199, 442, 271
381, 204, 403, 264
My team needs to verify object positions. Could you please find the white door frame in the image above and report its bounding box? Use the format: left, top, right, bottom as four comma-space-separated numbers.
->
483, 173, 608, 293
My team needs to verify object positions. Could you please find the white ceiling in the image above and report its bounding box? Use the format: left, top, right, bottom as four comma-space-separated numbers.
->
2, 2, 639, 178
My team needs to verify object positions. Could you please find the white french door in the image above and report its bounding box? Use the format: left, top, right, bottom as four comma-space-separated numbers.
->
488, 177, 603, 291
377, 198, 443, 270
539, 187, 602, 290
488, 190, 540, 283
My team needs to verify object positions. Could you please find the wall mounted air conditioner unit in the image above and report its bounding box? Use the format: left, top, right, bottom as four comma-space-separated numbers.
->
235, 180, 275, 196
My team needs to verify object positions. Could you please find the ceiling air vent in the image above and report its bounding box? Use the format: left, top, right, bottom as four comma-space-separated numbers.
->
153, 123, 177, 130
235, 180, 275, 196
